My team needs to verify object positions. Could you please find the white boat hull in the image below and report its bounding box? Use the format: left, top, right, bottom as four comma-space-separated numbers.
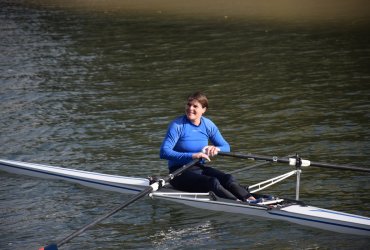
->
152, 191, 370, 236
1, 159, 369, 236
271, 205, 370, 236
0, 159, 149, 194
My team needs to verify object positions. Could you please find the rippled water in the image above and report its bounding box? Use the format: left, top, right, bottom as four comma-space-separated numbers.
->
1, 1, 369, 249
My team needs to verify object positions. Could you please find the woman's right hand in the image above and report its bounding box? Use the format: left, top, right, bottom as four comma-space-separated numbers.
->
192, 152, 211, 162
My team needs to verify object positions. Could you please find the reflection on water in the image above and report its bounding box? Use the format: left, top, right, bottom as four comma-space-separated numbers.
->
0, 1, 369, 249
150, 221, 215, 248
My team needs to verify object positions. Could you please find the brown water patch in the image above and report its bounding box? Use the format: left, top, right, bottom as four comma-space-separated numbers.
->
25, 0, 369, 24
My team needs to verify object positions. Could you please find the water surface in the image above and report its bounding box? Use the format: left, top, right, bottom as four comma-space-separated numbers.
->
0, 1, 369, 249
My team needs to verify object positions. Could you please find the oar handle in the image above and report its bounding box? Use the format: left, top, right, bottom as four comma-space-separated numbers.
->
218, 152, 370, 173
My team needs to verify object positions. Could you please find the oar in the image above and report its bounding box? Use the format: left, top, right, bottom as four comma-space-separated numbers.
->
40, 159, 201, 250
218, 152, 370, 173
228, 154, 295, 174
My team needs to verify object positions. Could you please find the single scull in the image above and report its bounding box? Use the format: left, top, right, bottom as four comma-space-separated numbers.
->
0, 158, 369, 236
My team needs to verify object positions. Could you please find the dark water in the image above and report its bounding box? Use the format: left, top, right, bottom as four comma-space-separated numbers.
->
1, 1, 369, 249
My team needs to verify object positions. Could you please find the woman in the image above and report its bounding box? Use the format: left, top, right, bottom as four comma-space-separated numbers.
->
160, 91, 257, 202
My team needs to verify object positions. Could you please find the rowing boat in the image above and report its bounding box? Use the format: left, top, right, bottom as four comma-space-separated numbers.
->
0, 158, 369, 237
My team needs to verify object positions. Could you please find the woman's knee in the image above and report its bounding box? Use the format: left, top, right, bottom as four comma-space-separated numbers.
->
208, 177, 222, 190
221, 174, 235, 186
208, 177, 238, 200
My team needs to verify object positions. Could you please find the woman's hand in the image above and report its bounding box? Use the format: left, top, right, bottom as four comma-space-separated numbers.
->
192, 146, 220, 162
192, 152, 211, 162
202, 146, 220, 157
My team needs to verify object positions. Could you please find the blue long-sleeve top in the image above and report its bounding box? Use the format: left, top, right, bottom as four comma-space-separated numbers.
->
160, 115, 230, 170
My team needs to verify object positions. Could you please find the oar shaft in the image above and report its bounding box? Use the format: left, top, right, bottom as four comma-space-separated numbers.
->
46, 159, 200, 249
218, 152, 290, 165
228, 154, 295, 174
309, 161, 370, 172
218, 152, 370, 173
57, 185, 153, 247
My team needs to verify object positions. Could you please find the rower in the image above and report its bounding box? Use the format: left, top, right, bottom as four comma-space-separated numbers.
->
160, 92, 258, 202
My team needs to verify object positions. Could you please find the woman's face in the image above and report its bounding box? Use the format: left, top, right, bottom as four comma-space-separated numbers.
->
185, 99, 206, 125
